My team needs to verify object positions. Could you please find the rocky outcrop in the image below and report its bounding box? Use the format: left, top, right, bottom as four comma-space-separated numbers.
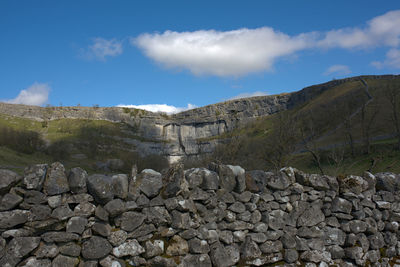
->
1, 162, 400, 266
0, 75, 399, 163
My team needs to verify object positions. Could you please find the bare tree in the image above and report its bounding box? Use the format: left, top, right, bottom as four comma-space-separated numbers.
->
360, 100, 379, 154
384, 85, 400, 150
298, 111, 325, 175
265, 112, 298, 170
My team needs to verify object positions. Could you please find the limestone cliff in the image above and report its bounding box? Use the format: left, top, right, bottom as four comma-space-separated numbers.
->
0, 74, 398, 162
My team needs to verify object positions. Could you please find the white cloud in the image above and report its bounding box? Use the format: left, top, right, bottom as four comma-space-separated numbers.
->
228, 91, 268, 100
133, 28, 316, 76
323, 65, 352, 76
133, 10, 400, 76
318, 10, 400, 49
371, 48, 400, 69
4, 83, 50, 106
117, 103, 197, 114
84, 38, 123, 61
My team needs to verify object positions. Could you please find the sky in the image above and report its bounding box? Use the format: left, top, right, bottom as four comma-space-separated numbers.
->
1, 1, 400, 113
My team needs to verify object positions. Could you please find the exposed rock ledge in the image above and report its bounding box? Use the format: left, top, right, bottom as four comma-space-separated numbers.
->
1, 162, 400, 266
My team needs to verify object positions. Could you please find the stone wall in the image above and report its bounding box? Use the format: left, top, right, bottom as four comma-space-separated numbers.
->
1, 163, 400, 266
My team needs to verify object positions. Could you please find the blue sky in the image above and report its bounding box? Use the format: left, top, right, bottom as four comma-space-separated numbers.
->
1, 1, 400, 113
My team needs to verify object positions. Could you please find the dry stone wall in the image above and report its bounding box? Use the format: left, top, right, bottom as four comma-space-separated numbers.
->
0, 163, 400, 266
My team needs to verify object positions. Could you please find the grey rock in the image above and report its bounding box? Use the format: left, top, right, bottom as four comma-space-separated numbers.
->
348, 220, 368, 233
51, 205, 74, 221
267, 209, 288, 230
241, 236, 261, 260
171, 210, 191, 229
297, 204, 325, 227
281, 233, 296, 249
68, 167, 88, 194
108, 230, 127, 246
119, 211, 146, 232
0, 209, 30, 229
228, 202, 246, 213
113, 239, 144, 257
104, 198, 126, 217
30, 204, 52, 221
147, 206, 172, 226
210, 242, 240, 267
43, 162, 70, 195
181, 254, 212, 267
0, 169, 21, 195
144, 239, 164, 258
135, 169, 163, 198
41, 231, 79, 242
74, 202, 96, 217
245, 170, 267, 193
47, 195, 62, 208
111, 174, 128, 199
95, 205, 109, 221
188, 238, 210, 254
52, 254, 79, 267
92, 222, 111, 237
267, 171, 292, 190
0, 193, 23, 211
23, 190, 47, 204
162, 165, 189, 198
368, 232, 385, 249
34, 242, 59, 258
328, 245, 345, 259
23, 164, 47, 190
59, 242, 81, 257
82, 236, 112, 259
324, 227, 346, 246
339, 175, 369, 194
284, 249, 299, 263
260, 240, 283, 254
345, 246, 364, 265
147, 256, 177, 267
331, 197, 352, 214
87, 174, 114, 204
6, 236, 40, 258
19, 257, 51, 267
375, 172, 400, 192
300, 250, 331, 263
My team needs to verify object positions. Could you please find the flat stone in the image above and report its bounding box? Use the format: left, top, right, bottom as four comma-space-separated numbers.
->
41, 232, 79, 243
0, 169, 21, 195
52, 254, 79, 267
0, 210, 30, 229
113, 239, 144, 257
43, 162, 70, 195
68, 167, 88, 194
87, 174, 114, 204
119, 211, 146, 232
0, 193, 23, 211
23, 164, 47, 190
104, 199, 126, 217
82, 236, 112, 259
166, 235, 189, 256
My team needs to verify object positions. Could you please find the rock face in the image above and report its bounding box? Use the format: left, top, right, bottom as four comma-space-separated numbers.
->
1, 161, 400, 266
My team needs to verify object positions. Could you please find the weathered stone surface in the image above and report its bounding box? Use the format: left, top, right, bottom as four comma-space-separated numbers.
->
181, 254, 212, 267
68, 167, 87, 194
34, 242, 59, 258
0, 169, 21, 195
245, 170, 267, 193
144, 239, 164, 258
82, 236, 112, 259
23, 164, 47, 190
0, 193, 23, 211
104, 198, 126, 217
137, 169, 163, 198
59, 242, 81, 257
51, 205, 74, 221
166, 235, 189, 256
30, 204, 51, 221
43, 162, 70, 195
375, 172, 400, 192
331, 197, 352, 214
188, 238, 210, 254
241, 236, 261, 260
284, 248, 299, 263
113, 239, 144, 257
41, 232, 79, 243
0, 209, 29, 229
6, 237, 40, 258
148, 256, 177, 267
52, 254, 79, 267
267, 171, 292, 190
111, 174, 128, 199
87, 174, 114, 204
20, 257, 51, 267
119, 211, 146, 232
210, 242, 240, 267
297, 205, 325, 227
108, 230, 127, 246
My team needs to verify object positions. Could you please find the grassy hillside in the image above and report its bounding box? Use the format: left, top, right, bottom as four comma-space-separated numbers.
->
0, 115, 169, 174
198, 76, 400, 176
